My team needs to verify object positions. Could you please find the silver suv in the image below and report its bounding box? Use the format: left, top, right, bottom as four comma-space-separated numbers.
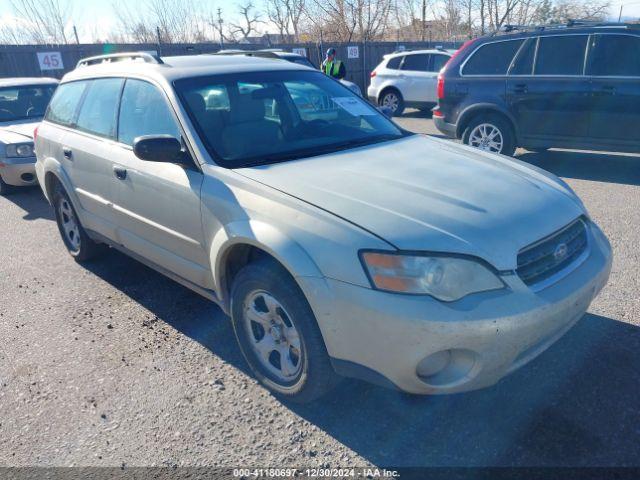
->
36, 52, 611, 402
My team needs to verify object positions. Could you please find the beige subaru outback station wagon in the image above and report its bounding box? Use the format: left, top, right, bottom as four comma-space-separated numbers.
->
35, 52, 611, 403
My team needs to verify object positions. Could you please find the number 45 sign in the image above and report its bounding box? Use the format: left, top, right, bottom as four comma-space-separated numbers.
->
37, 52, 64, 71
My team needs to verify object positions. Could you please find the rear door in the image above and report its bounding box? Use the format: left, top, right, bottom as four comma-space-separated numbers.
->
507, 34, 591, 144
586, 33, 640, 151
61, 78, 124, 238
399, 53, 433, 103
110, 78, 210, 288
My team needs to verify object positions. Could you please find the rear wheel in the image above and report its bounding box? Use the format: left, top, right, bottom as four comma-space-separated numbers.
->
230, 259, 340, 403
379, 89, 405, 116
0, 176, 15, 196
53, 183, 105, 262
462, 114, 516, 156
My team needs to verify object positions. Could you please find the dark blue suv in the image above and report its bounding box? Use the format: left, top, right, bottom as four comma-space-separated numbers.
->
434, 22, 640, 156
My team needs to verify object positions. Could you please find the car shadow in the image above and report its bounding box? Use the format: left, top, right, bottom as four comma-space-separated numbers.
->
1, 186, 54, 221
82, 249, 640, 467
517, 149, 640, 186
402, 108, 433, 119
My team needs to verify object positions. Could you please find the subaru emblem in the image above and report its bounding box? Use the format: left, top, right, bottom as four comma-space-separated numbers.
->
553, 242, 568, 261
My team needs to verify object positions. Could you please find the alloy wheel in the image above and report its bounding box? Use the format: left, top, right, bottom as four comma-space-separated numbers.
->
468, 123, 504, 153
382, 92, 399, 112
242, 290, 303, 383
58, 198, 81, 252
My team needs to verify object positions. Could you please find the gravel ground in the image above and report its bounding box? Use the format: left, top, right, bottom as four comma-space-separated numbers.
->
1, 113, 639, 468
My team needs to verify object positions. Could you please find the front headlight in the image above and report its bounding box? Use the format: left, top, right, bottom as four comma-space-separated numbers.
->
361, 251, 505, 301
5, 143, 34, 158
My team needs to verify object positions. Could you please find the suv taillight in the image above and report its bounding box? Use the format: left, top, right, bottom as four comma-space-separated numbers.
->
33, 125, 38, 141
370, 70, 377, 78
437, 74, 445, 100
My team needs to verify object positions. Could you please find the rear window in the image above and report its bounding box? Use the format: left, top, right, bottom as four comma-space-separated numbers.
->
462, 39, 524, 75
510, 38, 536, 75
75, 78, 123, 138
401, 54, 430, 72
45, 81, 87, 127
535, 35, 588, 75
386, 56, 402, 69
589, 34, 640, 77
432, 54, 450, 72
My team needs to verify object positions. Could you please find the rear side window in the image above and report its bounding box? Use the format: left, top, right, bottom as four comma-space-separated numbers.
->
589, 34, 640, 76
432, 54, 450, 72
535, 35, 588, 75
45, 81, 88, 127
401, 54, 430, 72
510, 38, 536, 75
118, 79, 181, 146
386, 56, 402, 69
75, 78, 123, 138
462, 39, 524, 75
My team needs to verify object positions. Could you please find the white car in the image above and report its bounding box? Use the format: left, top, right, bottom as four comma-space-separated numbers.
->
36, 52, 611, 403
368, 49, 453, 116
0, 77, 57, 195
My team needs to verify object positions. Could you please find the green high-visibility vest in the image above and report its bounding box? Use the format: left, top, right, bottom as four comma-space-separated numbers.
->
324, 60, 342, 77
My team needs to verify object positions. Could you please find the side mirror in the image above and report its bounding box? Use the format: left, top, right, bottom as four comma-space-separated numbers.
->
378, 106, 393, 118
133, 135, 182, 163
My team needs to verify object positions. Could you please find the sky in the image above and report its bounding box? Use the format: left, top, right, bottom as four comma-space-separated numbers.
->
1, 0, 640, 43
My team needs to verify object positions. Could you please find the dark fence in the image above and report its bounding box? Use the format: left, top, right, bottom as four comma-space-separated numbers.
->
0, 40, 462, 93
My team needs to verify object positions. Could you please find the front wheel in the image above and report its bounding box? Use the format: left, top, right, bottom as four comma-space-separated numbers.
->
0, 176, 15, 196
462, 115, 516, 156
230, 259, 340, 403
379, 89, 405, 116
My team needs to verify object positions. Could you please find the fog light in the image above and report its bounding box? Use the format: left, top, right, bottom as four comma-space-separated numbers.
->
416, 350, 451, 378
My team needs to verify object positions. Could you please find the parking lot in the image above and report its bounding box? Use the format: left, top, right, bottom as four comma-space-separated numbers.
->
1, 111, 639, 468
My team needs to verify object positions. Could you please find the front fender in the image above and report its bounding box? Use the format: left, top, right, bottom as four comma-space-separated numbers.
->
210, 219, 325, 308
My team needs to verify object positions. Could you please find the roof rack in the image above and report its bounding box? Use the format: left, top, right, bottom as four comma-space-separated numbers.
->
76, 52, 164, 68
491, 20, 639, 36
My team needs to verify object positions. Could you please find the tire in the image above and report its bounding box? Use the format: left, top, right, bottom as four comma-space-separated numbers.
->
462, 114, 516, 156
230, 258, 340, 403
379, 89, 405, 116
52, 183, 105, 262
0, 176, 15, 196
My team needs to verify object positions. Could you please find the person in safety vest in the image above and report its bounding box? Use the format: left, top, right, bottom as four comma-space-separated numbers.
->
321, 48, 346, 80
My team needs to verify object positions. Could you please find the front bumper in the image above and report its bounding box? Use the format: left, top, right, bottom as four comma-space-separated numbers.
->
299, 222, 612, 395
0, 156, 37, 186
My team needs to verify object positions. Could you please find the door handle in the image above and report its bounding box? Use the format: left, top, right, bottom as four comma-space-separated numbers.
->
600, 85, 616, 95
113, 166, 127, 180
62, 147, 73, 160
512, 84, 528, 94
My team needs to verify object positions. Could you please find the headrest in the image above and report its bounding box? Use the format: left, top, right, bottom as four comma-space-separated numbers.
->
185, 92, 206, 117
231, 94, 265, 123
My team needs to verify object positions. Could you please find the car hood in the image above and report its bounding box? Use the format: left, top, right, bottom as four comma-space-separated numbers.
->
237, 135, 586, 270
0, 119, 40, 144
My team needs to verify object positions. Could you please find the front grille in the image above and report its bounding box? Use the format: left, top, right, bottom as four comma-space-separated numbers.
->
517, 219, 588, 287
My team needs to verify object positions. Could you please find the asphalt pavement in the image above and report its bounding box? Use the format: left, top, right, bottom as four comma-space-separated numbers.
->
1, 112, 639, 468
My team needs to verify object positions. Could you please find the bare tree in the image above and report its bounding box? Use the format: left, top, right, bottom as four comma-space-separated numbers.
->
9, 0, 72, 44
267, 0, 291, 37
229, 2, 264, 40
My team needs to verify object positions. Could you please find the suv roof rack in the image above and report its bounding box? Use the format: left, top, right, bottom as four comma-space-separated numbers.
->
76, 52, 164, 68
492, 20, 640, 36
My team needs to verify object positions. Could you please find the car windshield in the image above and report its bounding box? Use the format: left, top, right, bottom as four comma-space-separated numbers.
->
0, 84, 57, 122
175, 70, 406, 167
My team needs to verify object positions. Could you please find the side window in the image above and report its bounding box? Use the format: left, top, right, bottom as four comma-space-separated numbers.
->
431, 54, 450, 72
401, 54, 430, 72
118, 79, 181, 146
75, 78, 123, 138
45, 81, 88, 127
535, 35, 588, 75
462, 39, 524, 75
510, 38, 536, 75
589, 34, 640, 77
386, 56, 403, 69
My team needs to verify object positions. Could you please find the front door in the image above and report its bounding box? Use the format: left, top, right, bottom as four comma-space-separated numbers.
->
110, 78, 210, 288
587, 33, 640, 152
507, 35, 591, 144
